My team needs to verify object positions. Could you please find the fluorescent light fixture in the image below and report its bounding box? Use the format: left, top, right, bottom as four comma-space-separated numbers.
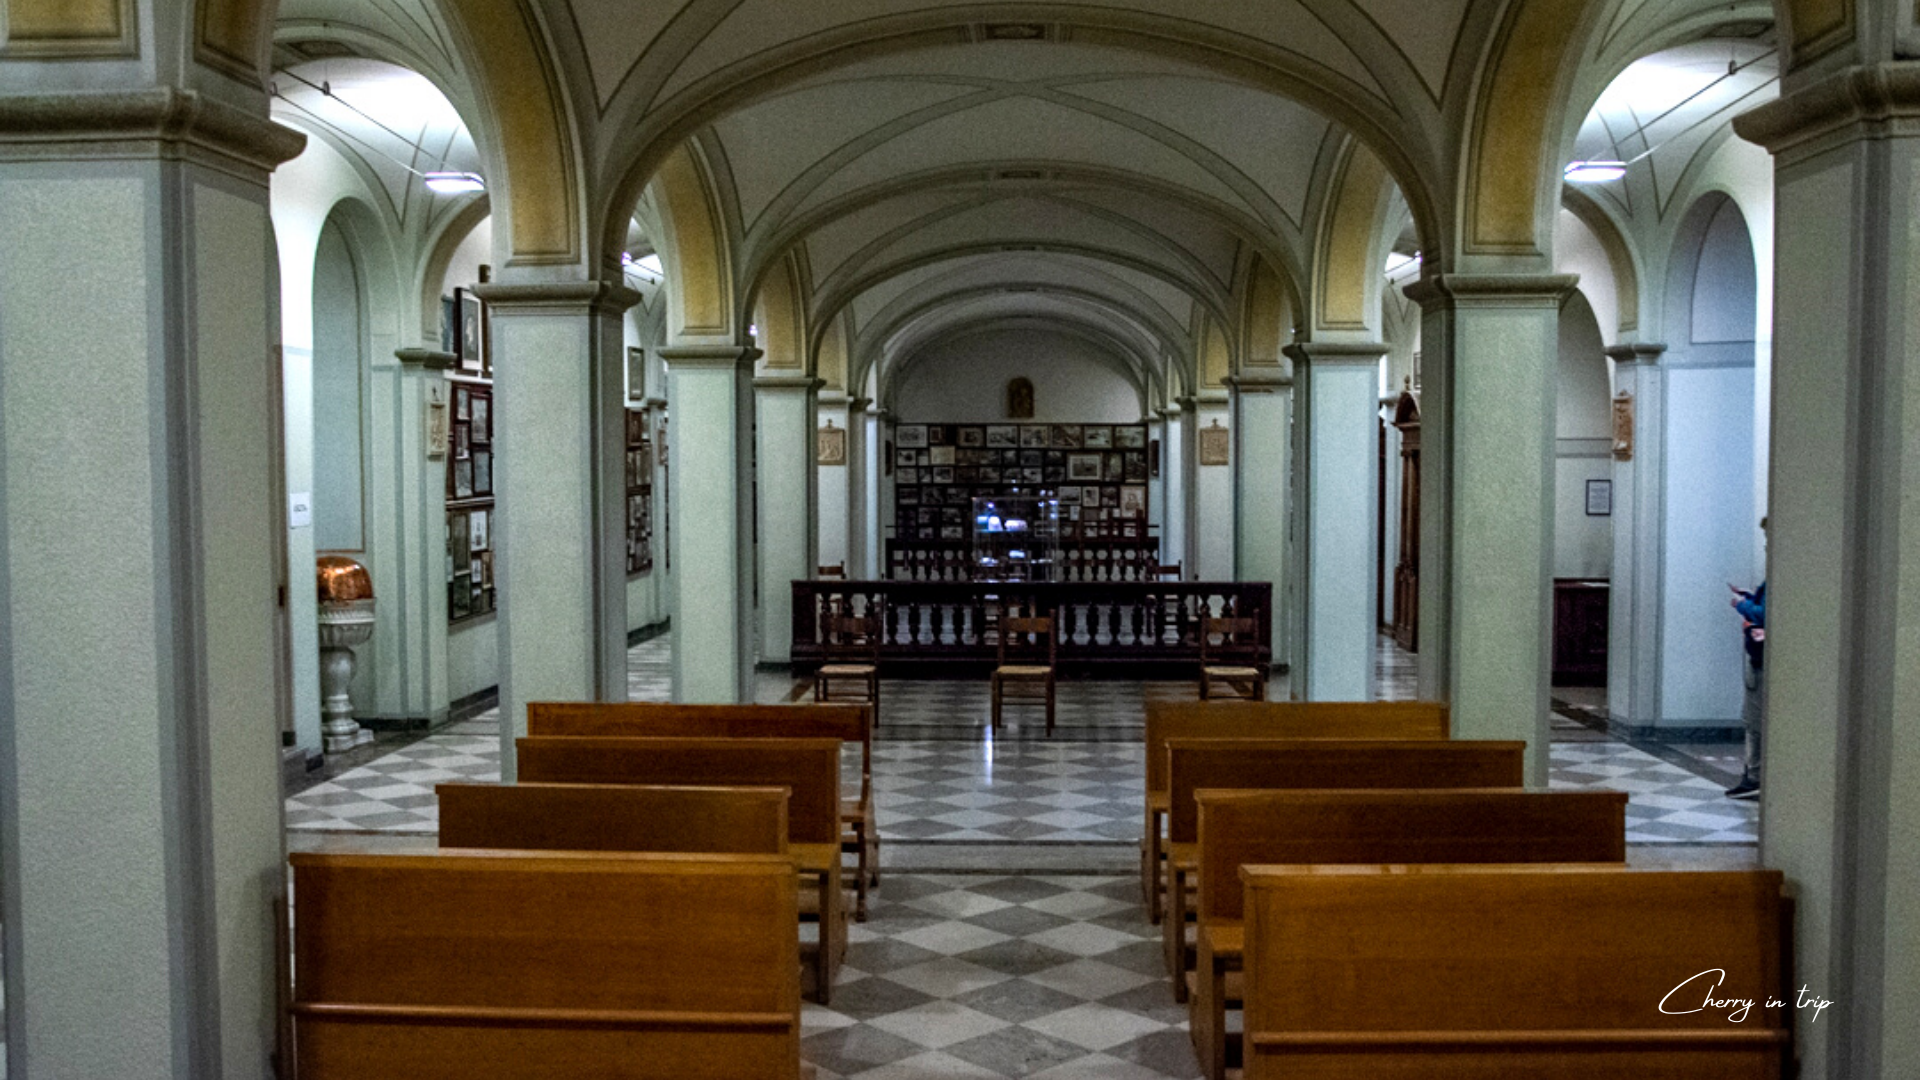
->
424, 171, 485, 194
1565, 160, 1626, 183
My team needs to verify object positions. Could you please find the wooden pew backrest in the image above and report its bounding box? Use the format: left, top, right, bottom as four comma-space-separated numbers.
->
437, 782, 789, 855
516, 736, 842, 845
1195, 789, 1628, 922
1144, 701, 1449, 792
529, 702, 872, 779
1167, 739, 1525, 842
1240, 865, 1788, 1079
291, 849, 800, 1079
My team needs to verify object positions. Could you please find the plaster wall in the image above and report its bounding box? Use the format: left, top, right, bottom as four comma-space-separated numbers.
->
448, 616, 500, 702
1555, 293, 1613, 580
893, 328, 1140, 422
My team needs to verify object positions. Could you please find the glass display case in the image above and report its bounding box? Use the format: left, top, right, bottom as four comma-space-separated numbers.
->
971, 494, 1060, 582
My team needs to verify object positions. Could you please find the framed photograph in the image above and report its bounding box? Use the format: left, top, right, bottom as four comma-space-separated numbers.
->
1120, 485, 1147, 517
927, 425, 950, 446
1124, 452, 1147, 481
440, 295, 458, 353
929, 445, 955, 466
817, 423, 847, 466
1102, 485, 1120, 507
916, 450, 931, 467
1058, 486, 1080, 505
454, 425, 470, 460
469, 509, 488, 552
986, 425, 1019, 447
896, 424, 928, 449
1021, 425, 1050, 448
455, 287, 485, 373
481, 551, 494, 587
454, 459, 474, 499
1019, 450, 1043, 468
958, 426, 985, 448
897, 486, 920, 505
898, 467, 919, 485
1199, 421, 1230, 466
1021, 467, 1043, 483
455, 385, 470, 420
980, 466, 1001, 483
1068, 453, 1102, 480
931, 466, 955, 484
940, 525, 965, 540
473, 451, 492, 495
1104, 453, 1124, 481
1114, 425, 1146, 449
1586, 478, 1613, 516
1051, 424, 1084, 448
896, 447, 918, 467
471, 398, 489, 443
1084, 425, 1112, 448
627, 346, 646, 402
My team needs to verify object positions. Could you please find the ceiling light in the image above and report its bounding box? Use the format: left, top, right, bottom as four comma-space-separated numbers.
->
424, 171, 485, 194
1565, 161, 1626, 183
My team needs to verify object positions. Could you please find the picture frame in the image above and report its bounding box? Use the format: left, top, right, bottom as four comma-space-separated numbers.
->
896, 447, 918, 467
927, 425, 950, 446
1084, 425, 1112, 448
929, 445, 955, 466
1149, 438, 1162, 478
627, 346, 646, 402
473, 451, 492, 496
897, 424, 928, 448
931, 466, 955, 484
957, 426, 985, 448
1068, 453, 1103, 480
986, 425, 1019, 447
1586, 478, 1613, 516
1114, 425, 1146, 449
1021, 425, 1050, 448
1103, 453, 1124, 481
470, 397, 489, 443
469, 509, 489, 552
455, 287, 485, 373
898, 467, 919, 485
1199, 421, 1230, 466
1120, 485, 1147, 517
1051, 424, 1083, 448
455, 385, 470, 421
454, 459, 474, 499
817, 422, 847, 466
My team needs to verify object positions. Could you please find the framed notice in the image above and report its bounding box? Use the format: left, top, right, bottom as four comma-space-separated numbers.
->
1199, 421, 1230, 466
1586, 479, 1613, 516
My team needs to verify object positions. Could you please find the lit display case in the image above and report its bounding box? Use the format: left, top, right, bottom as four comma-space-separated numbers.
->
971, 495, 1060, 582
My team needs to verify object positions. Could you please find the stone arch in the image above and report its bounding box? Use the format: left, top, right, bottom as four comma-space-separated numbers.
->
1240, 255, 1297, 369
1560, 186, 1642, 338
1313, 139, 1395, 336
750, 250, 811, 371
648, 141, 741, 344
416, 196, 494, 343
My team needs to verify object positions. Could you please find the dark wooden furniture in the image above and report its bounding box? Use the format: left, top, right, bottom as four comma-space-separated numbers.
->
290, 849, 803, 1078
887, 537, 1162, 581
1161, 739, 1527, 997
437, 782, 787, 855
1189, 789, 1629, 1080
515, 735, 847, 1003
527, 702, 880, 922
1154, 561, 1184, 581
816, 562, 845, 579
1140, 700, 1451, 923
992, 609, 1057, 734
792, 580, 1271, 676
1239, 865, 1789, 1078
1553, 577, 1611, 686
814, 609, 881, 718
1390, 390, 1420, 652
1199, 615, 1267, 700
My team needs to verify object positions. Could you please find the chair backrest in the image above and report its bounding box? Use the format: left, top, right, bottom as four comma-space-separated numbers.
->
1195, 788, 1627, 922
820, 608, 881, 663
817, 562, 846, 579
1166, 738, 1526, 841
527, 702, 873, 795
1200, 614, 1261, 665
292, 849, 802, 1078
437, 782, 789, 855
997, 610, 1056, 666
1155, 562, 1184, 581
1144, 700, 1451, 793
1240, 865, 1788, 1078
516, 736, 843, 844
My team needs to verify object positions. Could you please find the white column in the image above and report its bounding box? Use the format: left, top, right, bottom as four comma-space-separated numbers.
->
755, 376, 820, 663
0, 91, 305, 1078
862, 402, 883, 579
1145, 411, 1168, 564
1735, 70, 1920, 1079
1229, 369, 1294, 670
816, 394, 853, 572
1190, 396, 1235, 580
664, 345, 760, 701
1404, 274, 1576, 786
1603, 343, 1666, 731
1286, 343, 1386, 700
380, 348, 456, 728
1159, 404, 1187, 572
476, 282, 639, 778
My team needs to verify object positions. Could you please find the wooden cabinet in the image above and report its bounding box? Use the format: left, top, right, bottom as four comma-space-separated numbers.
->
1552, 579, 1610, 687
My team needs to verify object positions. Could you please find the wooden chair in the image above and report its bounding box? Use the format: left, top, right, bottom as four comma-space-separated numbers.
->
1199, 614, 1266, 700
991, 606, 1056, 734
527, 702, 881, 922
1161, 738, 1527, 998
290, 849, 804, 1079
816, 562, 846, 579
1154, 562, 1184, 581
515, 735, 848, 1004
1239, 865, 1790, 1079
1188, 789, 1628, 1080
814, 607, 881, 718
1140, 700, 1451, 923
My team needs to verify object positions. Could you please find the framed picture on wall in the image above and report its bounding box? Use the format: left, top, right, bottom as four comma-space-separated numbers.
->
1199, 421, 1230, 466
627, 346, 646, 402
897, 424, 928, 448
817, 423, 848, 465
1084, 425, 1113, 448
1586, 479, 1613, 516
1021, 425, 1050, 448
957, 426, 985, 447
929, 445, 955, 466
1051, 425, 1083, 448
455, 287, 486, 373
986, 425, 1019, 447
1114, 425, 1146, 449
1068, 453, 1102, 480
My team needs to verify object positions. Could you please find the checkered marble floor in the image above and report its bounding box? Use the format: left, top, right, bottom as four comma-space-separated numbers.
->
1551, 741, 1757, 843
802, 875, 1198, 1080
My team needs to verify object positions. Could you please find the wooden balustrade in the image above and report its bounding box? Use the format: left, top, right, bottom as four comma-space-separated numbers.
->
792, 580, 1269, 674
885, 538, 1163, 582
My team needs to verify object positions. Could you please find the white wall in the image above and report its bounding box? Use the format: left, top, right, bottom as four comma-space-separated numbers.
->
892, 327, 1141, 422
312, 223, 366, 554
1555, 292, 1613, 580
1556, 208, 1621, 347
447, 618, 499, 703
817, 402, 851, 570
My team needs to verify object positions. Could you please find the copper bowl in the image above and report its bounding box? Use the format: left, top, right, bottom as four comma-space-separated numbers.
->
316, 555, 373, 604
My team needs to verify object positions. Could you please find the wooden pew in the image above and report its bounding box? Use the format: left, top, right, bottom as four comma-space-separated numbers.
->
1141, 700, 1449, 922
1239, 865, 1790, 1079
528, 701, 880, 920
1189, 789, 1629, 1080
291, 849, 804, 1079
438, 782, 789, 855
1161, 738, 1524, 999
516, 735, 848, 1004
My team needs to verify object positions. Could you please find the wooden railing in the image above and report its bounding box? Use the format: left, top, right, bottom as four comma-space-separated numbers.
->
886, 539, 1164, 582
792, 580, 1270, 673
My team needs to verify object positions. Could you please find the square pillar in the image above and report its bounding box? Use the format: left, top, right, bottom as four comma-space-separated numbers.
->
1603, 343, 1667, 731
1188, 395, 1234, 580
1229, 368, 1295, 672
1159, 404, 1187, 571
755, 376, 821, 663
816, 394, 853, 572
1286, 343, 1388, 700
663, 345, 760, 701
1404, 274, 1577, 786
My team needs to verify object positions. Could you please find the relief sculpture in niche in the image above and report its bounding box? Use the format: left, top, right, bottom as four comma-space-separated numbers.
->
1007, 377, 1035, 419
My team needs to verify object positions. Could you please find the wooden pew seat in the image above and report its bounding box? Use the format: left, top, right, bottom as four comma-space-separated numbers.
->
1140, 700, 1449, 922
1187, 788, 1629, 1080
1239, 865, 1790, 1079
291, 849, 804, 1079
1161, 738, 1525, 1000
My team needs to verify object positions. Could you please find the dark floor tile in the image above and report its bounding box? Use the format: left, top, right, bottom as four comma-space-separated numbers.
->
951, 979, 1089, 1024
1107, 1028, 1205, 1079
945, 1023, 1090, 1076
800, 1023, 927, 1075
953, 939, 1082, 978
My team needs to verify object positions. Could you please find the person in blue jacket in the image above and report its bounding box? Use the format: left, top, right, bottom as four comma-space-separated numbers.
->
1726, 518, 1767, 800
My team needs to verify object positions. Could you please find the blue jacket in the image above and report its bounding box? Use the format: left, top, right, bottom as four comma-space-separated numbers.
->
1737, 583, 1766, 668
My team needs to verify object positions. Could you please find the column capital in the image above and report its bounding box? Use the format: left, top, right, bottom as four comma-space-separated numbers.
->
1603, 342, 1668, 366
394, 347, 458, 371
1225, 369, 1293, 393
0, 87, 306, 176
659, 344, 763, 370
753, 375, 824, 392
472, 280, 641, 316
1157, 403, 1186, 418
1402, 273, 1580, 311
638, 395, 669, 411
1282, 341, 1388, 368
1734, 61, 1920, 158
817, 390, 852, 406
